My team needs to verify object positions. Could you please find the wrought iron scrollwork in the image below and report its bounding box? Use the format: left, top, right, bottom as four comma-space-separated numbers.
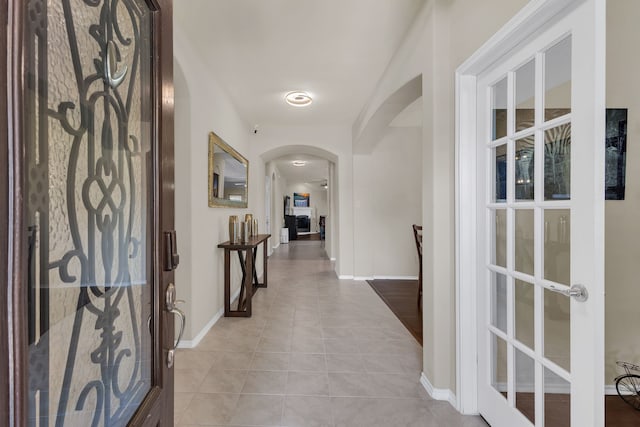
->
26, 0, 153, 426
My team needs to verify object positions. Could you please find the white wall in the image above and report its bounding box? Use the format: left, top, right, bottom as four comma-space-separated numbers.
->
605, 0, 640, 384
174, 25, 266, 343
265, 162, 288, 252
353, 126, 422, 278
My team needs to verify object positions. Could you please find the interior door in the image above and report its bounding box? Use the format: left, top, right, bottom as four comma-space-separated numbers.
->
2, 0, 177, 425
476, 1, 604, 426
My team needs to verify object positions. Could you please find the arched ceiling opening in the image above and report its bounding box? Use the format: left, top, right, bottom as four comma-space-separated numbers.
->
352, 75, 422, 154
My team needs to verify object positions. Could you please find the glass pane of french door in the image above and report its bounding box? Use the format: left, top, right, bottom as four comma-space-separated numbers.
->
485, 35, 574, 427
25, 1, 155, 425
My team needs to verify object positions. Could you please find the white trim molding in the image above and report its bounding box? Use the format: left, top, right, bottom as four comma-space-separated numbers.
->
177, 286, 241, 349
338, 275, 354, 280
421, 373, 457, 408
373, 275, 419, 280
344, 275, 419, 281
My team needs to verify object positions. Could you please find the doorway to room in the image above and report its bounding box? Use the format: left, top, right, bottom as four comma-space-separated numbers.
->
262, 146, 339, 264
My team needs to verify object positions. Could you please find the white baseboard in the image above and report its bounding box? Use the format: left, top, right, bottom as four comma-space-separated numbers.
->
338, 275, 354, 280
330, 257, 336, 261
605, 384, 619, 395
352, 275, 419, 281
177, 286, 242, 349
421, 373, 457, 408
373, 275, 419, 280
493, 382, 620, 396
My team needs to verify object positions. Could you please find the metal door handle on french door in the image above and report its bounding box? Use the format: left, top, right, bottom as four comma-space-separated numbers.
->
548, 284, 589, 302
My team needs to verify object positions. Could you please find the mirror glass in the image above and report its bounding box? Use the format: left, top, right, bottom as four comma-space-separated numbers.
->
208, 132, 249, 207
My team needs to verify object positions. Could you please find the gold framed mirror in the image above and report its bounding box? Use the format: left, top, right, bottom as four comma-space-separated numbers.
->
208, 131, 249, 208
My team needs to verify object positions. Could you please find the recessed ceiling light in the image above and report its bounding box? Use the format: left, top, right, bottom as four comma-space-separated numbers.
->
285, 91, 313, 107
292, 160, 307, 167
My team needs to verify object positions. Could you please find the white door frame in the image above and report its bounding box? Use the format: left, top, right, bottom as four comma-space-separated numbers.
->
265, 174, 272, 255
455, 0, 605, 418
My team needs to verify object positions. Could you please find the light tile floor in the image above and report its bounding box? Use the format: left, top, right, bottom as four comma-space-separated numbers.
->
175, 241, 487, 427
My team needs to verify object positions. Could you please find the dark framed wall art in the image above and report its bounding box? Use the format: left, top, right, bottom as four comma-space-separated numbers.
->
605, 108, 627, 200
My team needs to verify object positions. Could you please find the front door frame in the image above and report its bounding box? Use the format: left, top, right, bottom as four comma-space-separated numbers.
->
455, 0, 606, 419
0, 0, 176, 425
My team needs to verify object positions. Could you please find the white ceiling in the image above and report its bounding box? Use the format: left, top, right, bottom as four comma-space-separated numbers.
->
174, 0, 426, 126
272, 154, 329, 185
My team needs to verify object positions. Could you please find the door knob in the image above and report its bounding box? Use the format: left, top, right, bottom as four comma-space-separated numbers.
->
548, 284, 588, 302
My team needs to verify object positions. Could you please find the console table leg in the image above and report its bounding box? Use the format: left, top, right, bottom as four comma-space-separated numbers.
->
237, 250, 247, 310
263, 238, 268, 287
252, 247, 259, 287
224, 249, 231, 316
245, 247, 253, 316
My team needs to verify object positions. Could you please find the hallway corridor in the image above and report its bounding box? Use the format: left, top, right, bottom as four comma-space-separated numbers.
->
174, 241, 486, 426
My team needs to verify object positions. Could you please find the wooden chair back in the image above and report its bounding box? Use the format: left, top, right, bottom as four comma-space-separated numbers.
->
412, 224, 423, 308
412, 224, 423, 259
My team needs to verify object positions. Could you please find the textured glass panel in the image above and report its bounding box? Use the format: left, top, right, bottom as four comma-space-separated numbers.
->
491, 334, 508, 399
544, 124, 571, 200
26, 1, 154, 425
491, 273, 508, 334
516, 59, 536, 132
544, 209, 570, 285
494, 144, 507, 202
515, 280, 535, 350
515, 210, 534, 275
544, 37, 571, 122
515, 136, 535, 200
544, 367, 571, 427
544, 289, 570, 372
492, 77, 508, 140
493, 209, 507, 268
515, 348, 536, 425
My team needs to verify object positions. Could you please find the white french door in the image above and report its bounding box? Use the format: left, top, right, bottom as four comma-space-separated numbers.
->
473, 1, 605, 426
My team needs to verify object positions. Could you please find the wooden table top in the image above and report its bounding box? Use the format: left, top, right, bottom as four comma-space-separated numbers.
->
218, 234, 271, 249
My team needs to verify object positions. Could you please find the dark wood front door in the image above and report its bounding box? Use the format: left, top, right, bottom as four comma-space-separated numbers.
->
1, 0, 176, 425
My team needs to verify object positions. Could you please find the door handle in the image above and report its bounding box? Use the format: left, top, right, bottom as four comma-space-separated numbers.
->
104, 40, 128, 89
165, 282, 186, 369
166, 307, 185, 369
548, 284, 588, 302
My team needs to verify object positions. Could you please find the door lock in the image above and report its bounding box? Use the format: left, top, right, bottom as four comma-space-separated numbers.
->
164, 231, 180, 271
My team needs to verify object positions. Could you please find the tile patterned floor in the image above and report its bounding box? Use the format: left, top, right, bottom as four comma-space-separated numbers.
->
175, 241, 486, 427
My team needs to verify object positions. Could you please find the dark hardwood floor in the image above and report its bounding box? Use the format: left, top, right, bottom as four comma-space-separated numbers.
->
367, 279, 422, 345
607, 395, 640, 426
504, 393, 640, 426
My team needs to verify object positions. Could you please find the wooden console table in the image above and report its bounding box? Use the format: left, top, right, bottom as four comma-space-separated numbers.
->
218, 234, 270, 317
